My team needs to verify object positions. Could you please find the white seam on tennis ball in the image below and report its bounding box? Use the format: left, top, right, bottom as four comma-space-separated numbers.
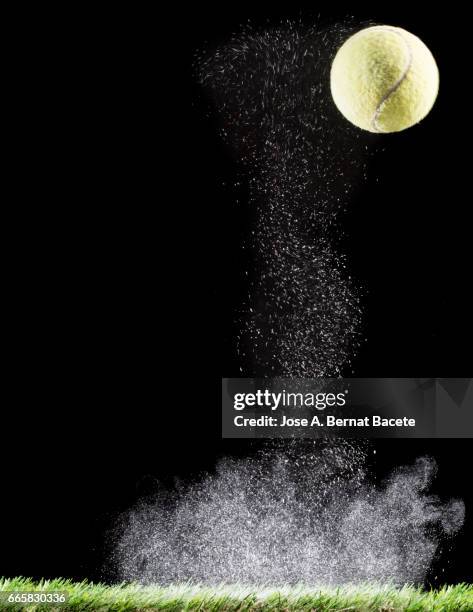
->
370, 28, 413, 133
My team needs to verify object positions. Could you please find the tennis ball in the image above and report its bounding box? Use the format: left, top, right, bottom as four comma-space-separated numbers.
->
330, 25, 439, 133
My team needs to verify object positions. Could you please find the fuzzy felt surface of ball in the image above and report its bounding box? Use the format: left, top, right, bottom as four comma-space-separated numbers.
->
330, 25, 439, 133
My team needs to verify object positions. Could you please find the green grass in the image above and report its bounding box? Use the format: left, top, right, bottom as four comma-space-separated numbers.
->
0, 578, 472, 611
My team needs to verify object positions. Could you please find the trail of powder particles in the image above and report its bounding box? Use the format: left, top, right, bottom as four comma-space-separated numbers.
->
111, 21, 464, 588
197, 20, 377, 376
111, 442, 464, 585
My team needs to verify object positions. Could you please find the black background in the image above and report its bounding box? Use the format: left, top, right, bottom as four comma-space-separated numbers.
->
2, 1, 471, 586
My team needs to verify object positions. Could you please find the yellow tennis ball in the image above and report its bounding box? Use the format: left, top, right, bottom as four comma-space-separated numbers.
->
330, 25, 439, 133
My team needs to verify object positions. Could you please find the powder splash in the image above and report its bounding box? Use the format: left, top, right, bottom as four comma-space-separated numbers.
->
111, 443, 464, 585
